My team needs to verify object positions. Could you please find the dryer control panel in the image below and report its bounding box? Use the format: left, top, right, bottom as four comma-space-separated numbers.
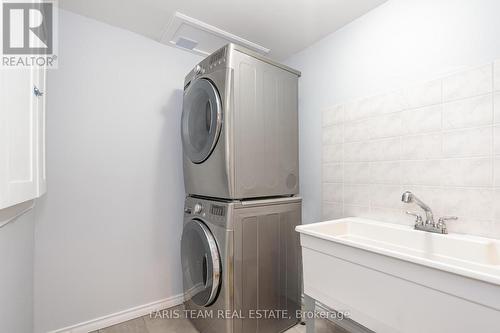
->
185, 45, 228, 87
192, 56, 226, 78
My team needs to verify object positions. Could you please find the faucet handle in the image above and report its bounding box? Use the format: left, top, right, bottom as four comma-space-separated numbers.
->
438, 216, 458, 224
406, 211, 423, 224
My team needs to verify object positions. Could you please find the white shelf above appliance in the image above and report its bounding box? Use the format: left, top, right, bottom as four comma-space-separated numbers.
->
160, 12, 270, 57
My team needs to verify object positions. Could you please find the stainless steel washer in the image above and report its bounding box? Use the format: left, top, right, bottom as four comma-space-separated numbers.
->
181, 196, 302, 333
181, 44, 301, 199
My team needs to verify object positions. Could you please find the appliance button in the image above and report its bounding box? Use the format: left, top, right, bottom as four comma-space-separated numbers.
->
194, 64, 202, 75
194, 203, 203, 214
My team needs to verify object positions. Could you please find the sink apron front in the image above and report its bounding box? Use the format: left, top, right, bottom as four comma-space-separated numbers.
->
297, 218, 500, 333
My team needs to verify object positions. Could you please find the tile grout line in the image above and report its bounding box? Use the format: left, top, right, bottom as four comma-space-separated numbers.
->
321, 60, 499, 233
327, 62, 495, 124
491, 65, 495, 195
325, 124, 494, 149
492, 64, 497, 195
342, 112, 345, 218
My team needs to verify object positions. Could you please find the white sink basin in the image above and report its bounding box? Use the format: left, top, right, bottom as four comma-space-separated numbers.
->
296, 217, 500, 333
296, 217, 500, 285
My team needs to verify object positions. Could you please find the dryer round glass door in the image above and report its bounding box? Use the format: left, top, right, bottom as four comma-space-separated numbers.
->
181, 219, 221, 307
181, 78, 222, 164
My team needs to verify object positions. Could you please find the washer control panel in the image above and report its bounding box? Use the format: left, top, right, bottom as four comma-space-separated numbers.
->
185, 201, 207, 217
193, 203, 204, 214
210, 204, 225, 217
184, 198, 228, 225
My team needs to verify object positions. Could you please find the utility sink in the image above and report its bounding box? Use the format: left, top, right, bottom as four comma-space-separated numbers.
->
296, 218, 500, 333
296, 217, 500, 284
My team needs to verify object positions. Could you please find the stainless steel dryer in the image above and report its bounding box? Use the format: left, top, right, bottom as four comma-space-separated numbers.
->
181, 44, 301, 199
181, 196, 302, 333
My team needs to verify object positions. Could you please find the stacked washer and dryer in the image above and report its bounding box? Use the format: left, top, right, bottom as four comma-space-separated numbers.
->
180, 43, 302, 333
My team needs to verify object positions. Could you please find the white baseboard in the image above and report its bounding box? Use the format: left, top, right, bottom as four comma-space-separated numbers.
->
49, 293, 185, 333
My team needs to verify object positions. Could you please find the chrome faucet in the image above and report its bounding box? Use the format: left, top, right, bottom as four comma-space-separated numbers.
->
401, 191, 457, 234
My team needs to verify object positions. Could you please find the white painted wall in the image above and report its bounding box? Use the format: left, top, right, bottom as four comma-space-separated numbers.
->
285, 0, 500, 226
29, 1, 500, 331
0, 202, 35, 333
34, 10, 201, 332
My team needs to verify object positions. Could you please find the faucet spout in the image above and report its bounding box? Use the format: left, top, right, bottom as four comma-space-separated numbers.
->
401, 191, 434, 225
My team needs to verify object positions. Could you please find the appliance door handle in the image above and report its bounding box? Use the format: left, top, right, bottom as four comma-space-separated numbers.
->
202, 253, 208, 287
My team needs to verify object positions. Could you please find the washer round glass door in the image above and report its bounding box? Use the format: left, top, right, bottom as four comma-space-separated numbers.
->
181, 78, 222, 164
181, 219, 221, 307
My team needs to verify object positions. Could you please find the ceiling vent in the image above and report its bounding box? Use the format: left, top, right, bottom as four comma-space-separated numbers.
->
161, 12, 270, 57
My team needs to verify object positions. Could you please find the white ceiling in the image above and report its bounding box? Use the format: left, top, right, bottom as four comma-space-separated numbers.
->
59, 0, 387, 60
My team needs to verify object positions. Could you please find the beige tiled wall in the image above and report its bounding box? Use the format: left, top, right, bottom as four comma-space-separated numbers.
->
322, 61, 500, 238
